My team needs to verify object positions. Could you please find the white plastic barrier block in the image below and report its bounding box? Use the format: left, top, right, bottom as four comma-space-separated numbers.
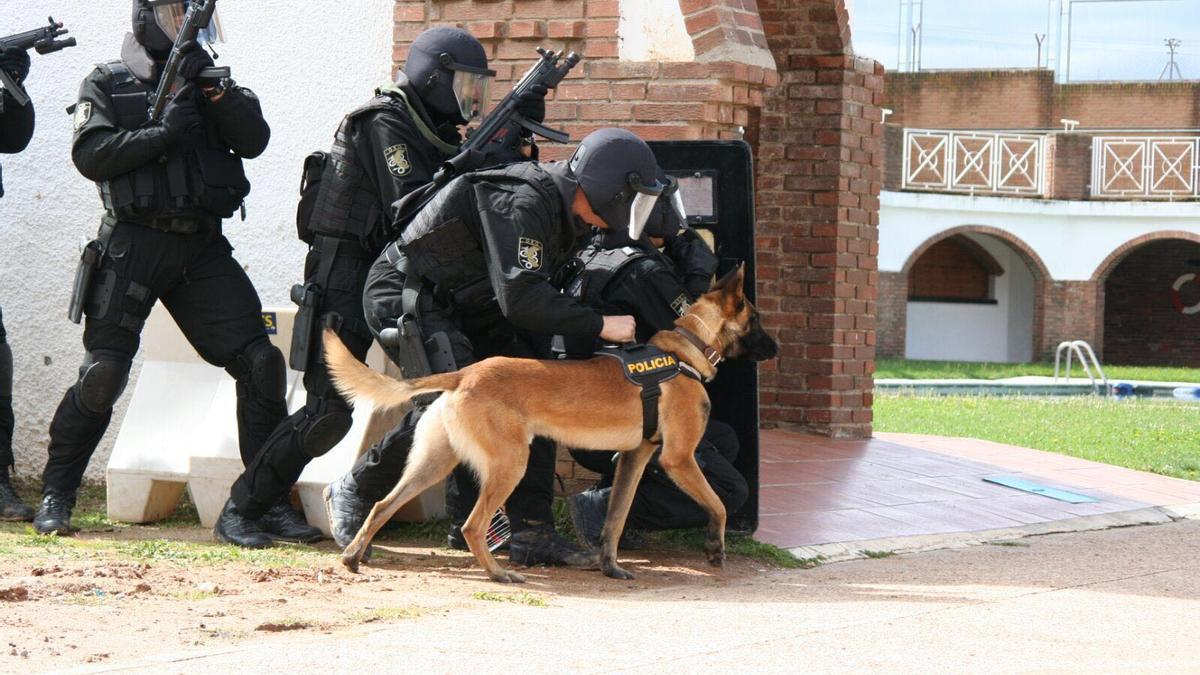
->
106, 303, 444, 532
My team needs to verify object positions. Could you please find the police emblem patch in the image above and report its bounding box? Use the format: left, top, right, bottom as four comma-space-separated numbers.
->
73, 101, 92, 131
518, 237, 543, 271
671, 293, 690, 317
384, 143, 412, 178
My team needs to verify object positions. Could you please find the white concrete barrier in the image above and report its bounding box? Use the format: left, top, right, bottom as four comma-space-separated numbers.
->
105, 304, 445, 534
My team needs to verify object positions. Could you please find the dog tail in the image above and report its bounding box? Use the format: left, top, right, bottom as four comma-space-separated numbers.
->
322, 329, 463, 410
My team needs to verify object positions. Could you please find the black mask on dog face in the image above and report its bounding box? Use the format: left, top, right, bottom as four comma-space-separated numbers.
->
736, 311, 778, 362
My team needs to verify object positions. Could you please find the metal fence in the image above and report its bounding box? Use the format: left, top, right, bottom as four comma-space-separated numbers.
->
1092, 137, 1200, 199
902, 129, 1047, 196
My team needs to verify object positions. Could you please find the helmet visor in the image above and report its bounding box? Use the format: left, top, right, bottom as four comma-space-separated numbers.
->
451, 69, 493, 122
628, 191, 662, 240
152, 1, 225, 46
665, 176, 688, 225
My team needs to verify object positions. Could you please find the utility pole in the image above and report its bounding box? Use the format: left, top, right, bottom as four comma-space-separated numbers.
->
1035, 33, 1047, 68
1159, 38, 1183, 81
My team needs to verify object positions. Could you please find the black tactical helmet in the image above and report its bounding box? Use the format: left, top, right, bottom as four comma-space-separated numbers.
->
404, 27, 495, 125
569, 128, 665, 238
132, 0, 223, 58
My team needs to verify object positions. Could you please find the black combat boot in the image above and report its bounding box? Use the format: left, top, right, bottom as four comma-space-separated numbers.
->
259, 496, 323, 544
508, 523, 599, 568
566, 488, 646, 551
213, 498, 272, 549
324, 474, 372, 549
0, 467, 34, 522
32, 488, 75, 535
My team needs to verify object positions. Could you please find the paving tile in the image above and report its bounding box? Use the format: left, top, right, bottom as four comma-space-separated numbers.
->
755, 431, 1197, 548
759, 484, 884, 515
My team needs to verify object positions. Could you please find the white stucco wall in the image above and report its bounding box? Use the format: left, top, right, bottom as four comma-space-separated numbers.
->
905, 234, 1037, 363
880, 191, 1200, 280
0, 1, 394, 478
618, 0, 694, 62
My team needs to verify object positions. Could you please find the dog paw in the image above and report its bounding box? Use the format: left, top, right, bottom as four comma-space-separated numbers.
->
603, 564, 635, 581
341, 553, 361, 574
490, 569, 527, 584
707, 551, 726, 568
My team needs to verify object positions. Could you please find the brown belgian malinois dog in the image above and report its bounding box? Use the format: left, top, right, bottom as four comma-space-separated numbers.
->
323, 265, 778, 583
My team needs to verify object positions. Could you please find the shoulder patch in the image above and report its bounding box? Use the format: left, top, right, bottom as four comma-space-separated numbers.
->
384, 143, 412, 178
73, 101, 93, 131
671, 293, 690, 317
518, 237, 543, 271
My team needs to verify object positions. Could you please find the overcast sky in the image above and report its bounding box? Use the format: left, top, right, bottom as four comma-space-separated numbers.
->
848, 0, 1198, 81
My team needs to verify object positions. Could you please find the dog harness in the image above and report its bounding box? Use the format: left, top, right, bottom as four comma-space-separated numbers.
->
594, 343, 705, 440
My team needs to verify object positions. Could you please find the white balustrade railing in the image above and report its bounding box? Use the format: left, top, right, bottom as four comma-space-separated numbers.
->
1092, 136, 1200, 199
903, 129, 1047, 196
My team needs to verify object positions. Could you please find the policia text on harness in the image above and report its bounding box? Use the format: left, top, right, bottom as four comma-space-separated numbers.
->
594, 343, 704, 440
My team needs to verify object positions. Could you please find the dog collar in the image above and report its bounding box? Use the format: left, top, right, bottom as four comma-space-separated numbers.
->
674, 326, 722, 367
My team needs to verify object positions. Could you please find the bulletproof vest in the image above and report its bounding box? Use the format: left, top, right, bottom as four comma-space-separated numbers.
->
567, 245, 651, 309
400, 162, 562, 296
94, 61, 249, 223
308, 94, 406, 246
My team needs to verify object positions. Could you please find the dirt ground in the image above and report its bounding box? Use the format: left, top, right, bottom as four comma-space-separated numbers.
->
2, 515, 1200, 673
0, 519, 778, 673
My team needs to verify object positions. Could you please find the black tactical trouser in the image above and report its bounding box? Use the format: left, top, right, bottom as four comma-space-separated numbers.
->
42, 222, 287, 494
230, 242, 374, 518
571, 420, 748, 530
0, 306, 14, 470
352, 253, 556, 531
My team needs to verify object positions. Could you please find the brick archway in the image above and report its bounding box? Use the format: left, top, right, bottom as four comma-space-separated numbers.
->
889, 226, 1051, 362
1090, 231, 1200, 283
1092, 231, 1200, 366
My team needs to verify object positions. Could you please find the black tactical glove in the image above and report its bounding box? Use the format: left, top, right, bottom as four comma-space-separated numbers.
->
176, 41, 214, 82
160, 92, 203, 145
664, 228, 719, 300
0, 47, 31, 85
514, 83, 547, 124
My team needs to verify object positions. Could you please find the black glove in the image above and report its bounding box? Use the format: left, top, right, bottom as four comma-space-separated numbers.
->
514, 83, 547, 124
665, 228, 719, 300
0, 47, 31, 85
176, 41, 214, 82
160, 92, 203, 144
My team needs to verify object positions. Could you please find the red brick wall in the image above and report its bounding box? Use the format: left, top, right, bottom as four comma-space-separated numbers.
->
1040, 280, 1100, 360
876, 271, 906, 358
756, 1, 882, 438
885, 70, 1200, 130
394, 0, 881, 440
1103, 241, 1200, 366
908, 237, 997, 301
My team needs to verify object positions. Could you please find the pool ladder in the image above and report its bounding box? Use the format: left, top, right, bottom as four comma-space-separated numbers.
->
1053, 340, 1109, 396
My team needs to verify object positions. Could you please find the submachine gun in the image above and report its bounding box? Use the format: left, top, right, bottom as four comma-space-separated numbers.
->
377, 47, 581, 377
147, 0, 228, 122
0, 17, 77, 110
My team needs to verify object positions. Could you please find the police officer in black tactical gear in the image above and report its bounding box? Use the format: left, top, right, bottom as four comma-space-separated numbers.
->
325, 128, 660, 567
33, 0, 291, 537
217, 26, 545, 548
560, 186, 748, 547
0, 45, 36, 521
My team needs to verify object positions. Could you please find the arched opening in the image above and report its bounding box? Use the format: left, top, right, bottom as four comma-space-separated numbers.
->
901, 228, 1047, 363
1099, 237, 1200, 366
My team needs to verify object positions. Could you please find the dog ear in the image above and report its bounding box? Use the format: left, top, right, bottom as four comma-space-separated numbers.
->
714, 263, 745, 296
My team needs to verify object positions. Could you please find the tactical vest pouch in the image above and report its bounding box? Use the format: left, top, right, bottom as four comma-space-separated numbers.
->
295, 151, 327, 245
192, 145, 250, 219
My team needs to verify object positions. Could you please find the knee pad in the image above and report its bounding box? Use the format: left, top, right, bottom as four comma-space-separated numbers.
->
77, 351, 132, 414
229, 338, 286, 404
300, 399, 353, 458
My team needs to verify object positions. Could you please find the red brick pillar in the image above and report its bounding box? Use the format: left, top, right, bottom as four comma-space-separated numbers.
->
756, 1, 883, 438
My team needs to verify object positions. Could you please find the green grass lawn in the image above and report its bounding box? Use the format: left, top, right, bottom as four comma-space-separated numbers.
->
876, 358, 1200, 384
875, 394, 1200, 481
